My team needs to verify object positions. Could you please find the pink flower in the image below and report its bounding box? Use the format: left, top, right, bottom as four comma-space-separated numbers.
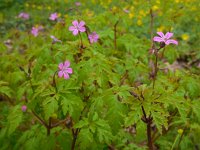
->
21, 105, 27, 112
153, 32, 178, 45
49, 13, 59, 21
88, 32, 99, 43
50, 35, 62, 43
18, 12, 29, 20
31, 26, 43, 37
58, 61, 73, 79
75, 2, 81, 6
123, 9, 130, 13
69, 20, 86, 36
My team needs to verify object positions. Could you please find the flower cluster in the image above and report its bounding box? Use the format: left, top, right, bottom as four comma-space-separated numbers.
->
88, 32, 99, 43
50, 35, 62, 44
49, 13, 59, 21
69, 20, 99, 43
31, 26, 43, 37
18, 12, 30, 20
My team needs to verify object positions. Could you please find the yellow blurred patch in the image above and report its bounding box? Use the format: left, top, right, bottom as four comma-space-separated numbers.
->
181, 34, 189, 41
37, 6, 42, 10
64, 14, 68, 18
130, 6, 134, 11
58, 13, 61, 17
152, 5, 159, 11
112, 6, 118, 13
157, 26, 165, 32
139, 10, 146, 17
25, 3, 29, 7
47, 6, 51, 10
137, 20, 143, 26
32, 4, 36, 8
129, 13, 134, 19
156, 0, 160, 4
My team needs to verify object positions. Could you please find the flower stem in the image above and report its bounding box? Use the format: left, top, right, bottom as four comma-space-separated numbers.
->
52, 71, 58, 93
114, 20, 119, 50
153, 50, 158, 89
170, 134, 180, 150
78, 32, 83, 51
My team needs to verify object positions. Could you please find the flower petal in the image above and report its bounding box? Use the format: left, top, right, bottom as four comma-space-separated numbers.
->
79, 21, 85, 27
157, 32, 165, 38
90, 39, 94, 43
165, 39, 178, 45
79, 27, 86, 32
58, 63, 63, 70
66, 68, 73, 74
63, 72, 69, 79
69, 26, 76, 31
73, 29, 79, 35
58, 71, 64, 78
50, 35, 55, 39
64, 61, 70, 68
72, 20, 78, 27
165, 32, 173, 39
153, 36, 164, 42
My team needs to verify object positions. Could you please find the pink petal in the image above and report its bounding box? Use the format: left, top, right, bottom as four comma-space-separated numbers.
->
165, 39, 178, 45
72, 20, 79, 27
58, 63, 64, 70
73, 29, 79, 35
69, 26, 76, 31
157, 32, 165, 38
95, 34, 99, 39
79, 21, 85, 27
50, 35, 55, 39
88, 35, 92, 40
58, 71, 64, 78
165, 32, 173, 39
66, 68, 73, 74
153, 36, 164, 42
90, 39, 94, 43
64, 61, 70, 68
79, 27, 86, 32
63, 72, 69, 79
93, 38, 98, 43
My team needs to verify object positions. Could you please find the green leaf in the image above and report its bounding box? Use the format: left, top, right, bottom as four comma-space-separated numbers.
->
6, 105, 23, 135
43, 97, 58, 120
74, 118, 89, 128
151, 105, 169, 134
77, 128, 93, 149
95, 119, 113, 143
192, 100, 200, 121
61, 93, 83, 118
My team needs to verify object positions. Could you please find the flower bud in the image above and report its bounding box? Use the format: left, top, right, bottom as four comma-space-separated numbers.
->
177, 129, 183, 135
21, 105, 27, 112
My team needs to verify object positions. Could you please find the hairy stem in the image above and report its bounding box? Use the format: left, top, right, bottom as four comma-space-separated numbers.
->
147, 120, 153, 150
32, 110, 48, 128
71, 128, 80, 150
47, 117, 52, 136
70, 105, 87, 149
152, 50, 158, 89
52, 71, 58, 93
79, 32, 83, 52
114, 20, 119, 50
